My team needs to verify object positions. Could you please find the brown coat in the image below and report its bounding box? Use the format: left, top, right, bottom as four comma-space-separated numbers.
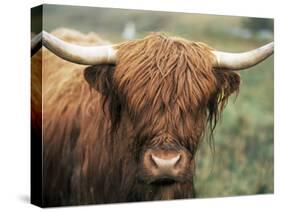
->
31, 29, 240, 206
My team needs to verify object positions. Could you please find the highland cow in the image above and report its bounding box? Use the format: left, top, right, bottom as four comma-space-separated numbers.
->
31, 28, 273, 206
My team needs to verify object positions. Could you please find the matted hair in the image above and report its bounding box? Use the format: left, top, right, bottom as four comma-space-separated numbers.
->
37, 31, 241, 205
111, 33, 241, 147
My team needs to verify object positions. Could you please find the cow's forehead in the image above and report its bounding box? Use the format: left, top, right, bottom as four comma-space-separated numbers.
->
114, 33, 217, 110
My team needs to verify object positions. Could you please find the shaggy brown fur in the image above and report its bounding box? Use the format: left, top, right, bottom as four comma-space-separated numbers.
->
31, 29, 240, 206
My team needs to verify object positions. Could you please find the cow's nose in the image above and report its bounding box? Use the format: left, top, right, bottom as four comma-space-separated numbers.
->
143, 149, 187, 178
151, 154, 180, 171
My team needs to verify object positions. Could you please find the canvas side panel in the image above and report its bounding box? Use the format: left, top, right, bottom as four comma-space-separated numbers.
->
31, 5, 43, 208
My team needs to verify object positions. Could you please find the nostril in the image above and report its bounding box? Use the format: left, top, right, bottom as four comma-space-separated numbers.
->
151, 154, 181, 169
149, 154, 159, 168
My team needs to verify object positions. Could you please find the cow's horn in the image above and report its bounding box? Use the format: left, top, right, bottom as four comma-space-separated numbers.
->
212, 42, 274, 70
31, 32, 42, 56
41, 31, 117, 65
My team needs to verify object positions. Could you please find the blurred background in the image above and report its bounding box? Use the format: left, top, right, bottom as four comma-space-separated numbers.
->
32, 4, 274, 198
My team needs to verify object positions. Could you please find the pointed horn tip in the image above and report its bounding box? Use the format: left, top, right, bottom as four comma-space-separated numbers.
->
259, 41, 274, 54
267, 41, 274, 53
213, 41, 274, 70
40, 30, 117, 65
31, 31, 43, 56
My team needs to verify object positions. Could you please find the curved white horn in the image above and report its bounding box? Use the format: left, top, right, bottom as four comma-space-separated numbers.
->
31, 32, 42, 56
42, 31, 117, 65
212, 42, 274, 70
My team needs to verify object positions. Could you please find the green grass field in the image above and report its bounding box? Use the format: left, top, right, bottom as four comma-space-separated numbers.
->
35, 4, 274, 198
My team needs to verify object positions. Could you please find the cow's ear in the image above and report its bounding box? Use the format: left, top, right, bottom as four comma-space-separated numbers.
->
207, 71, 240, 126
215, 71, 241, 100
83, 64, 115, 95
